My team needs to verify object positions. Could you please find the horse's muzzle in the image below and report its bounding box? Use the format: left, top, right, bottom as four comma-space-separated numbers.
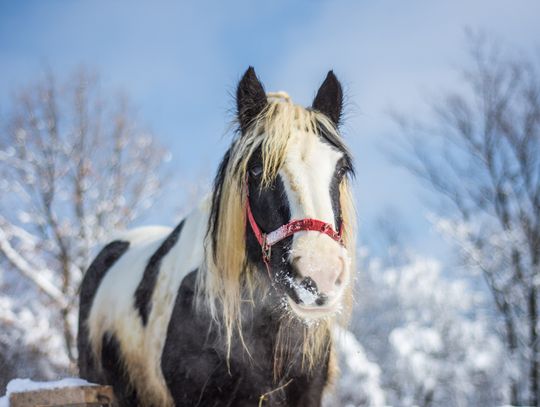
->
285, 233, 350, 318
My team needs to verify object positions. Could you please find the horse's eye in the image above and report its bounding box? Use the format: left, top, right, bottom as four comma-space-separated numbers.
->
337, 165, 349, 178
250, 165, 263, 178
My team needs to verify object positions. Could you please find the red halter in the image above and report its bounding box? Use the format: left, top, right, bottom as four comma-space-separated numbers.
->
245, 181, 344, 270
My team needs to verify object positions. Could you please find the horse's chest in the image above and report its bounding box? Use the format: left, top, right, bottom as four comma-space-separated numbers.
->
160, 271, 328, 406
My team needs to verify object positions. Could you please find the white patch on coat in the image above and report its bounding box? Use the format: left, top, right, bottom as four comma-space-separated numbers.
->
279, 128, 350, 298
280, 128, 342, 227
86, 199, 210, 406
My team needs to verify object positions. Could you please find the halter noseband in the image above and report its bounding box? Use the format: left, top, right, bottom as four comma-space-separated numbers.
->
245, 179, 344, 270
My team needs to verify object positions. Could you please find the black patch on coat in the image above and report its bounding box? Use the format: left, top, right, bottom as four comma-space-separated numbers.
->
244, 155, 301, 301
237, 67, 268, 133
208, 146, 232, 264
78, 240, 130, 381
329, 168, 343, 233
317, 124, 354, 169
208, 143, 292, 274
134, 220, 185, 325
315, 123, 354, 232
242, 147, 301, 302
161, 269, 331, 406
101, 332, 139, 406
312, 70, 343, 126
207, 145, 293, 270
329, 156, 354, 232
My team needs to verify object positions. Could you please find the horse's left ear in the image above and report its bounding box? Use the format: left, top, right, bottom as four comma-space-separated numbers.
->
312, 70, 343, 126
237, 67, 268, 133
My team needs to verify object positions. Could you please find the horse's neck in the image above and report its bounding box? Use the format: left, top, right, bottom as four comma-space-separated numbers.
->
184, 199, 332, 377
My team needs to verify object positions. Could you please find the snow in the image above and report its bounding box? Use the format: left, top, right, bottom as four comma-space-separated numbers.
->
0, 378, 95, 407
351, 247, 507, 406
295, 284, 318, 306
325, 327, 386, 407
278, 271, 319, 306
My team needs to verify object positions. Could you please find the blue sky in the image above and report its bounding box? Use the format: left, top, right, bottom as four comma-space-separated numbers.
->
1, 1, 539, 259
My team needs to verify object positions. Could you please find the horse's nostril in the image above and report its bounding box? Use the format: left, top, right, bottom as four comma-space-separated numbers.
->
315, 294, 328, 306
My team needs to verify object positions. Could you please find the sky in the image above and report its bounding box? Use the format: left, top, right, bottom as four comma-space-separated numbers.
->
1, 0, 539, 260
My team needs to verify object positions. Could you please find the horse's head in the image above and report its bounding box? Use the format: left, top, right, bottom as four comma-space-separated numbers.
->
238, 68, 355, 320
206, 67, 355, 328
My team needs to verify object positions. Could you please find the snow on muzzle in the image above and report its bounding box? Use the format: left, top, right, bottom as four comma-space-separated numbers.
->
286, 232, 350, 317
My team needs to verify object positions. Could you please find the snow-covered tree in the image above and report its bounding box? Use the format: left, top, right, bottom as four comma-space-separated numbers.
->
391, 34, 540, 405
352, 246, 505, 406
0, 68, 168, 388
324, 327, 386, 407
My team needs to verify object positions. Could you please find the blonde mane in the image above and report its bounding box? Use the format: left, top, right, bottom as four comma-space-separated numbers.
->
197, 94, 356, 374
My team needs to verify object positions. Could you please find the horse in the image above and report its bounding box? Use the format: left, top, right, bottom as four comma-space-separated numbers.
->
77, 67, 356, 407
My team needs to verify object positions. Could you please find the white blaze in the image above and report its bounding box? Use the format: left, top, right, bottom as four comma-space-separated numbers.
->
279, 127, 350, 302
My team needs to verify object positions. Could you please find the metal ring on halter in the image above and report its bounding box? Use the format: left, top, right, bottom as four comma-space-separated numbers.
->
261, 236, 271, 263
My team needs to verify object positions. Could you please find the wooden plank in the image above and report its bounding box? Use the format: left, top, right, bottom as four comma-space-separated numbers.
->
9, 385, 115, 407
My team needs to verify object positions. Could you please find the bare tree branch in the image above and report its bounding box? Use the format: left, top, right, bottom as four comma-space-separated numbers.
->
0, 67, 169, 366
390, 34, 540, 405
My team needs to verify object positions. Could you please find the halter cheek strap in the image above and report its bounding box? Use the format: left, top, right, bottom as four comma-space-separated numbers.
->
245, 181, 344, 270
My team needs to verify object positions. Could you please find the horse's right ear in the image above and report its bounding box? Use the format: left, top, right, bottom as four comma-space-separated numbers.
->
237, 67, 267, 133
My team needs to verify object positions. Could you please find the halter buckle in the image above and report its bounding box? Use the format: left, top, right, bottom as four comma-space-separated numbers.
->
261, 235, 272, 263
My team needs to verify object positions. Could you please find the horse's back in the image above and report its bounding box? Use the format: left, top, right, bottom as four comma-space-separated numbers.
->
84, 226, 173, 328
79, 225, 173, 334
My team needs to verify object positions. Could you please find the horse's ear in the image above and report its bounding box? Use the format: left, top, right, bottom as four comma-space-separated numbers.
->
237, 67, 267, 133
312, 70, 343, 126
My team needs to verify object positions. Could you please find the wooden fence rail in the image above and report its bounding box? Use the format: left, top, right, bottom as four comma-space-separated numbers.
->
8, 385, 115, 407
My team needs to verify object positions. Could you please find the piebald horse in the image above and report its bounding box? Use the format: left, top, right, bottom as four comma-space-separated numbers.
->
78, 67, 356, 406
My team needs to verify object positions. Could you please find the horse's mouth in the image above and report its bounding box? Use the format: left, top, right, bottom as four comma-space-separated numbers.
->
286, 296, 341, 319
